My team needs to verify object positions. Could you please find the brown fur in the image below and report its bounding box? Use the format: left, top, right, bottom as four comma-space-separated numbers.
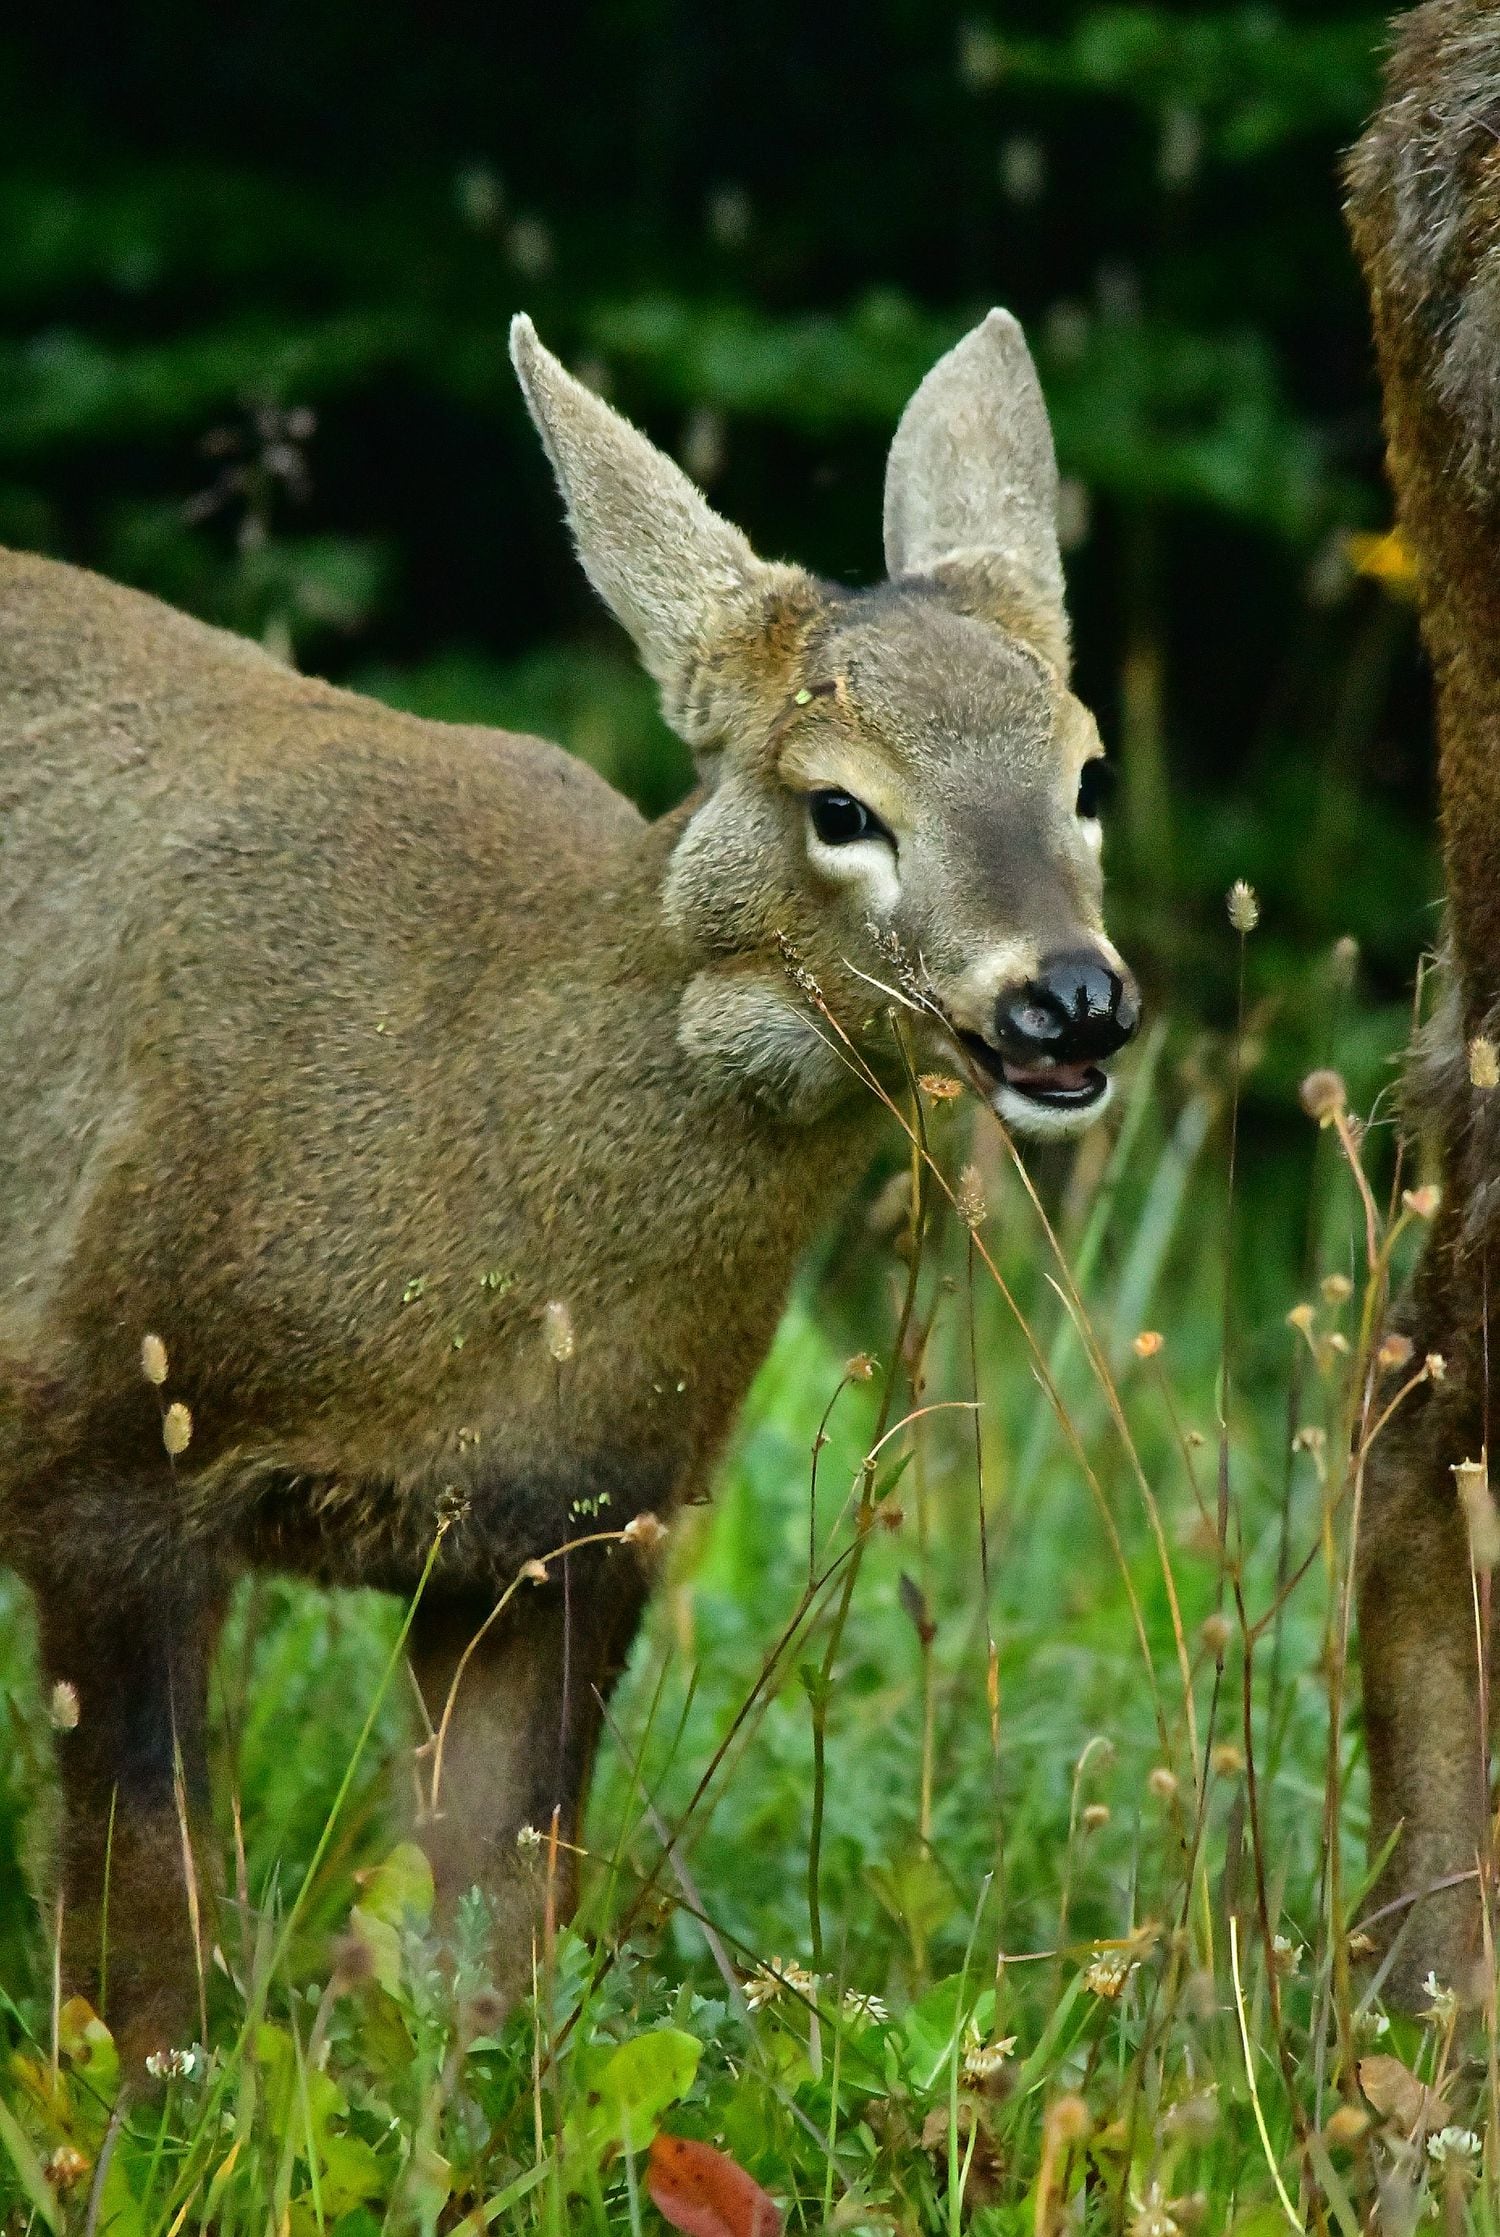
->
0, 313, 1132, 2057
1347, 1, 1500, 2004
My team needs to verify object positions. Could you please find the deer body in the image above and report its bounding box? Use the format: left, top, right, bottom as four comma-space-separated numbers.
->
0, 313, 1136, 2056
1347, 0, 1500, 2006
1, 547, 866, 1582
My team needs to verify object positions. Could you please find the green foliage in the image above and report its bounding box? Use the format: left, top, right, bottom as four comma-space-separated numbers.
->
992, 8, 1383, 157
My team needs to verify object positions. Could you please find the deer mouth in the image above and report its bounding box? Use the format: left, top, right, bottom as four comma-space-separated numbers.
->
956, 1032, 1111, 1120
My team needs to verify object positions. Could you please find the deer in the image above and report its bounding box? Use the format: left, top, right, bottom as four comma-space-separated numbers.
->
1346, 0, 1500, 2007
0, 308, 1139, 2062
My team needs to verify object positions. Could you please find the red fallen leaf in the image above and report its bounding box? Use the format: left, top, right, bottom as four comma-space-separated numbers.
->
647, 2133, 782, 2237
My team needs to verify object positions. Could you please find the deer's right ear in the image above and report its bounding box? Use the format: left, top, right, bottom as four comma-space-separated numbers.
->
883, 310, 1069, 672
511, 317, 812, 750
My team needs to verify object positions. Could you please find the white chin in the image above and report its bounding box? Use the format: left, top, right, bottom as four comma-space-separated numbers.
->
989, 1072, 1114, 1140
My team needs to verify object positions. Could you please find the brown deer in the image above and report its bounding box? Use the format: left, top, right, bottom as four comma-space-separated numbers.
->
1347, 0, 1500, 2006
0, 310, 1137, 2060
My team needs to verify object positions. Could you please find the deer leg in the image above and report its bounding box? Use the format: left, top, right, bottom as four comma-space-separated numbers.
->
1358, 1390, 1490, 2008
30, 1551, 225, 2065
407, 1551, 649, 2001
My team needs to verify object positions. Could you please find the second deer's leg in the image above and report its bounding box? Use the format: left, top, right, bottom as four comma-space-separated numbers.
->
408, 1551, 649, 1999
1358, 1384, 1490, 2008
29, 1546, 226, 2065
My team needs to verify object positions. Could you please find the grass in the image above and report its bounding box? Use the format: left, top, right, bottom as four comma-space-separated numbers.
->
0, 915, 1489, 2235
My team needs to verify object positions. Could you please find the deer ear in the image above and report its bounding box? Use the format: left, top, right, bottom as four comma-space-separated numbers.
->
882, 309, 1069, 671
511, 316, 809, 748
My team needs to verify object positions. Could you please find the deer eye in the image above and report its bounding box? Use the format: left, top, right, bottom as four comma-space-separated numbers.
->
1076, 757, 1114, 820
808, 789, 891, 847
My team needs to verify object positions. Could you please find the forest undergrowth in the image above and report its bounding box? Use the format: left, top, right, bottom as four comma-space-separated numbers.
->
0, 901, 1490, 2235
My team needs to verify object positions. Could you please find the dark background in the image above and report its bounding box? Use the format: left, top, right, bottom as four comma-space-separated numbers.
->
0, 0, 1436, 1085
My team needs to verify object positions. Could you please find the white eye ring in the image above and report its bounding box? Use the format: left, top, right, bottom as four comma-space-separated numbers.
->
807, 827, 902, 916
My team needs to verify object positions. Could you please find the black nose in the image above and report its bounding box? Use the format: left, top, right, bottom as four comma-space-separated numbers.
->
996, 949, 1141, 1064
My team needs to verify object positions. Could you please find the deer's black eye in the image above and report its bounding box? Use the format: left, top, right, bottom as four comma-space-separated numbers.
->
808, 789, 890, 847
1076, 757, 1114, 820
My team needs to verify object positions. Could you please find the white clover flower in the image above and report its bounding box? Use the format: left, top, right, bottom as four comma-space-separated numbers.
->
1420, 1972, 1459, 2028
1084, 1949, 1136, 1998
961, 2030, 1018, 2081
746, 1957, 818, 2011
841, 1988, 890, 2027
1128, 2180, 1180, 2237
145, 2044, 202, 2082
1427, 2125, 1482, 2171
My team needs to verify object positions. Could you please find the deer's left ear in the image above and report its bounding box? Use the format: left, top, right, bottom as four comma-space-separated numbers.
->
882, 309, 1069, 672
511, 316, 816, 753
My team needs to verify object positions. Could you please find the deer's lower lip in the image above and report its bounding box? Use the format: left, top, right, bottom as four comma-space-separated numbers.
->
958, 1032, 1108, 1109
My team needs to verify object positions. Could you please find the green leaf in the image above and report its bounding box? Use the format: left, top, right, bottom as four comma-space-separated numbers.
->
58, 1995, 121, 2122
566, 2028, 702, 2166
345, 1840, 435, 1994
0, 2092, 60, 2234
900, 1977, 993, 2093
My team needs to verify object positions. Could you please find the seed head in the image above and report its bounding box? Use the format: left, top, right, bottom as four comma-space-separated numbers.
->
1082, 1802, 1111, 1832
140, 1333, 169, 1386
1200, 1612, 1232, 1657
519, 1558, 549, 1585
918, 1072, 964, 1101
1147, 1765, 1179, 1802
1132, 1329, 1164, 1360
1292, 1423, 1326, 1454
515, 1823, 544, 1855
1299, 1069, 1347, 1124
1226, 880, 1260, 934
45, 2147, 89, 2193
162, 1402, 192, 1457
955, 1162, 987, 1228
1286, 1302, 1315, 1336
1376, 1332, 1414, 1372
1322, 2104, 1370, 2150
1454, 1457, 1500, 1572
49, 1680, 80, 1731
1045, 2092, 1091, 2146
1320, 1273, 1352, 1306
845, 1351, 877, 1382
1210, 1742, 1244, 1778
1426, 1352, 1447, 1382
1402, 1183, 1440, 1219
1470, 1037, 1500, 1091
621, 1511, 669, 1554
542, 1299, 575, 1363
